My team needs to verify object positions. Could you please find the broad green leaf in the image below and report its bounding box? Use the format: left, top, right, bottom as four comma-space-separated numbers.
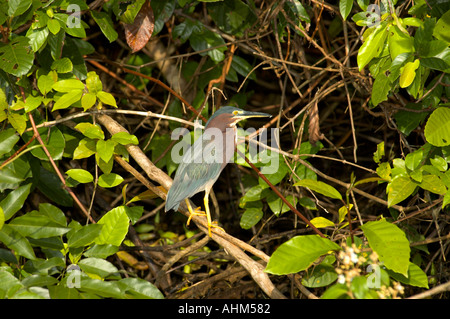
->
0, 268, 24, 298
81, 92, 97, 111
98, 173, 124, 188
8, 0, 32, 17
361, 219, 410, 276
0, 207, 4, 231
86, 71, 103, 93
27, 126, 66, 161
53, 90, 83, 111
8, 211, 71, 239
68, 224, 103, 248
430, 156, 448, 172
357, 23, 388, 71
420, 174, 447, 195
78, 277, 124, 298
78, 257, 119, 279
0, 36, 34, 77
388, 262, 429, 288
433, 9, 450, 44
302, 263, 338, 288
7, 113, 27, 135
0, 225, 36, 260
66, 169, 94, 183
21, 274, 58, 288
259, 159, 289, 188
37, 72, 56, 95
39, 203, 67, 226
240, 206, 263, 230
339, 0, 353, 20
96, 91, 117, 107
52, 79, 85, 92
189, 27, 226, 62
95, 206, 130, 246
424, 107, 450, 147
373, 141, 385, 163
47, 18, 61, 35
120, 277, 164, 299
73, 138, 97, 159
371, 73, 391, 106
111, 132, 139, 145
96, 139, 116, 163
51, 57, 73, 73
399, 59, 420, 88
388, 25, 414, 60
91, 11, 118, 43
405, 148, 424, 171
310, 217, 335, 229
294, 179, 342, 200
0, 128, 19, 157
387, 176, 417, 207
75, 123, 105, 140
266, 192, 297, 216
1, 183, 32, 220
321, 283, 349, 299
265, 235, 341, 275
24, 95, 43, 113
84, 244, 119, 258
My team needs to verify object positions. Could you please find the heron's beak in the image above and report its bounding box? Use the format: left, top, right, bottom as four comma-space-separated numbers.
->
233, 110, 272, 121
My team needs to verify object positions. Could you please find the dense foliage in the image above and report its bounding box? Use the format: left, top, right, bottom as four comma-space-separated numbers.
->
0, 0, 448, 299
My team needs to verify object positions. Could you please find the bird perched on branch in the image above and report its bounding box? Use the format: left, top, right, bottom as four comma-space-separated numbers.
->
165, 106, 271, 236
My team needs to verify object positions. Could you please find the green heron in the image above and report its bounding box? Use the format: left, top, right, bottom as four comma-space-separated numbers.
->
165, 106, 271, 236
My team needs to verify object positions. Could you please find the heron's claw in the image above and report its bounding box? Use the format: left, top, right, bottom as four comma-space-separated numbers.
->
186, 206, 206, 226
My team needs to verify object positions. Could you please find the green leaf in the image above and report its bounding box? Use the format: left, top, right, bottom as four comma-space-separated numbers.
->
81, 92, 97, 111
96, 139, 116, 163
0, 36, 34, 77
405, 148, 424, 171
98, 173, 124, 188
52, 79, 85, 92
387, 262, 429, 288
399, 59, 420, 88
95, 206, 130, 246
73, 138, 97, 159
83, 244, 119, 258
0, 128, 19, 157
66, 169, 94, 184
39, 203, 67, 226
78, 277, 124, 298
120, 277, 164, 299
91, 11, 118, 43
387, 176, 417, 207
51, 57, 73, 73
373, 141, 385, 164
294, 179, 342, 200
24, 95, 43, 113
189, 27, 226, 62
37, 72, 56, 95
266, 192, 297, 216
111, 132, 139, 145
388, 25, 414, 60
7, 113, 27, 135
265, 235, 341, 275
8, 0, 32, 17
0, 225, 36, 260
78, 257, 119, 279
68, 224, 103, 248
8, 211, 71, 239
430, 156, 448, 172
302, 263, 338, 288
47, 18, 61, 35
86, 71, 103, 93
240, 205, 263, 230
96, 91, 117, 107
424, 107, 450, 147
433, 9, 450, 44
371, 73, 391, 106
361, 219, 410, 276
357, 23, 388, 71
1, 183, 32, 220
75, 123, 105, 140
0, 207, 4, 231
53, 90, 83, 111
420, 174, 447, 195
339, 0, 353, 20
310, 217, 335, 229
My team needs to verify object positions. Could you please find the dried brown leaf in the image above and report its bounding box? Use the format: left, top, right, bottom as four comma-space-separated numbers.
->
124, 0, 155, 53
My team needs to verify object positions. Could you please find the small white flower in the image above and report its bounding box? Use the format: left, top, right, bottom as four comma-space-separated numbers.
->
338, 274, 346, 284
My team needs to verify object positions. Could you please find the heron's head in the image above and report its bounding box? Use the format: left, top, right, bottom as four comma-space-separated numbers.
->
205, 106, 271, 131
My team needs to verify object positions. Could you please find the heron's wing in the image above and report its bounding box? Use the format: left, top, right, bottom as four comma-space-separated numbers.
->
165, 137, 224, 211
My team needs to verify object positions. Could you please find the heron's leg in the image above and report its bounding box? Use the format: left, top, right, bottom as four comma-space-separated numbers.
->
204, 190, 224, 237
184, 199, 206, 226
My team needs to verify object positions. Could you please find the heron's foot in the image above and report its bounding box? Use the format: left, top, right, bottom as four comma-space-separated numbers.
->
186, 206, 206, 226
206, 221, 225, 237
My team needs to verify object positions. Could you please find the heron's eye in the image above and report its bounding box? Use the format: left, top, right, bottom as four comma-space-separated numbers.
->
233, 110, 239, 115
